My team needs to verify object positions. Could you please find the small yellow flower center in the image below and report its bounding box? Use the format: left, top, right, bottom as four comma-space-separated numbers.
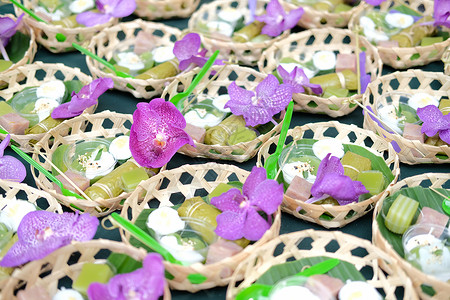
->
154, 133, 167, 148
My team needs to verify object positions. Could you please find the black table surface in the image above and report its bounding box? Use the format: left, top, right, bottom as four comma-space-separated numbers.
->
1, 1, 449, 298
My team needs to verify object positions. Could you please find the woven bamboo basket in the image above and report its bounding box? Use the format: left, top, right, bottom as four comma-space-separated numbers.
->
227, 229, 418, 300
258, 28, 382, 117
0, 62, 93, 152
134, 0, 200, 20
119, 163, 282, 292
187, 0, 290, 66
0, 179, 63, 289
442, 46, 450, 76
0, 14, 37, 87
161, 64, 283, 162
372, 173, 450, 300
31, 111, 152, 217
0, 179, 63, 213
85, 19, 182, 99
348, 0, 449, 69
362, 69, 450, 164
257, 121, 400, 228
284, 0, 364, 28
14, 0, 118, 53
0, 239, 171, 299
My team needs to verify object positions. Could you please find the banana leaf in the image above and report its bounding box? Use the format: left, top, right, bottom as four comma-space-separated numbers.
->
5, 32, 30, 63
376, 186, 450, 257
255, 256, 365, 286
62, 80, 84, 103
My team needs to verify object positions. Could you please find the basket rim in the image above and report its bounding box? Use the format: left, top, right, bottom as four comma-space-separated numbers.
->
227, 228, 418, 300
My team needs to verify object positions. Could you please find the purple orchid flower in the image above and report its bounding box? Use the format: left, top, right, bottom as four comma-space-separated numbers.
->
0, 14, 24, 61
173, 33, 222, 71
248, 0, 257, 23
277, 65, 322, 95
210, 166, 283, 241
308, 153, 368, 206
0, 211, 98, 267
129, 98, 194, 169
76, 0, 136, 27
51, 78, 113, 119
417, 104, 450, 144
359, 51, 371, 94
363, 0, 386, 5
87, 253, 165, 300
225, 74, 293, 127
255, 0, 303, 37
0, 135, 26, 183
431, 0, 450, 28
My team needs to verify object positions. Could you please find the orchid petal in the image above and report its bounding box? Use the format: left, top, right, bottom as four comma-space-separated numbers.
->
109, 0, 136, 17
364, 0, 386, 5
0, 134, 10, 157
439, 129, 450, 144
249, 179, 283, 215
311, 173, 368, 204
0, 211, 98, 267
210, 188, 243, 213
215, 211, 245, 240
282, 7, 304, 31
226, 82, 255, 107
173, 33, 201, 62
315, 153, 344, 182
433, 0, 450, 27
417, 105, 448, 137
87, 253, 165, 300
76, 11, 112, 27
0, 14, 23, 46
242, 209, 271, 241
242, 166, 266, 197
0, 156, 27, 182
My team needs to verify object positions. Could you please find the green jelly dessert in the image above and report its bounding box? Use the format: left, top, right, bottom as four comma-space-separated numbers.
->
357, 170, 385, 195
0, 101, 14, 117
208, 183, 234, 199
0, 60, 13, 72
341, 151, 371, 181
322, 87, 349, 98
73, 263, 114, 294
121, 167, 149, 193
420, 36, 444, 46
384, 194, 419, 234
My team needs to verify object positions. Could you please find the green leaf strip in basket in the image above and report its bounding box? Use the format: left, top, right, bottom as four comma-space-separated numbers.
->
255, 256, 365, 286
5, 31, 30, 63
376, 186, 450, 257
107, 252, 143, 274
392, 5, 423, 17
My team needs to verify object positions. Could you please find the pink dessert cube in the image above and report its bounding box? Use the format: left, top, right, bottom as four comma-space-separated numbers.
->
307, 274, 344, 299
335, 53, 357, 73
285, 176, 313, 211
184, 123, 206, 143
417, 207, 449, 236
134, 31, 156, 55
377, 40, 399, 48
52, 170, 90, 195
403, 123, 425, 143
206, 239, 243, 278
0, 113, 29, 135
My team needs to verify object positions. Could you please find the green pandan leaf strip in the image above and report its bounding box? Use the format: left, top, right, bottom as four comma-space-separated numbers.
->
187, 273, 208, 284
392, 5, 422, 16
